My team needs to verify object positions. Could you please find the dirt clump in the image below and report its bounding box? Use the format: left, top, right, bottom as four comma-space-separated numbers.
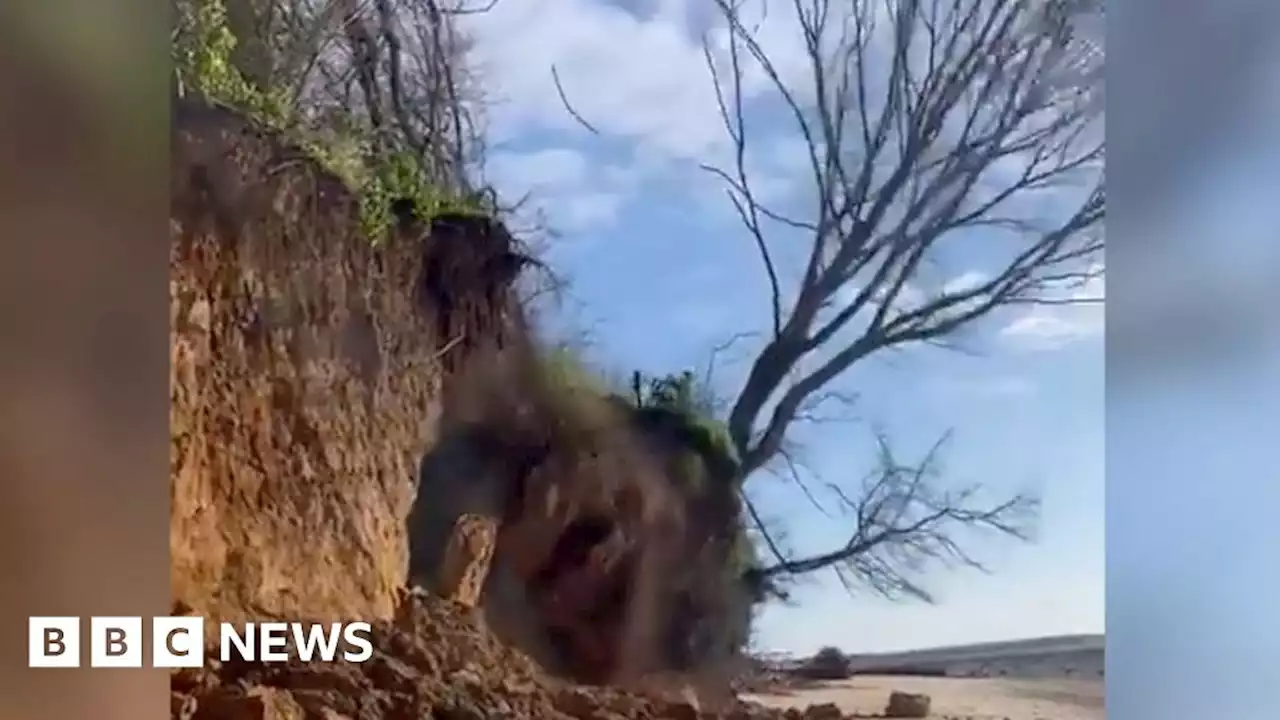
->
412, 379, 693, 686
170, 592, 869, 720
171, 592, 815, 720
411, 365, 758, 688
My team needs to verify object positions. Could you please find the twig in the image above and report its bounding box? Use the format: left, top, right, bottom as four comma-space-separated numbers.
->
551, 65, 600, 135
430, 333, 466, 361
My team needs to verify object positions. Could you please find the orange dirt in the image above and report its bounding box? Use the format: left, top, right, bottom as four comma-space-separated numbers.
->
170, 591, 857, 720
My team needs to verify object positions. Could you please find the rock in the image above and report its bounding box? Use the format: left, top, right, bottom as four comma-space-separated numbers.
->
662, 699, 702, 720
171, 692, 196, 720
307, 709, 355, 720
553, 687, 604, 718
437, 513, 500, 610
884, 690, 932, 718
364, 653, 418, 695
194, 687, 306, 720
801, 702, 844, 719
288, 690, 362, 720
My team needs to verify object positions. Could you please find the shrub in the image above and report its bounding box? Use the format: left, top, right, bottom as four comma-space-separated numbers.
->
796, 645, 852, 680
171, 0, 483, 243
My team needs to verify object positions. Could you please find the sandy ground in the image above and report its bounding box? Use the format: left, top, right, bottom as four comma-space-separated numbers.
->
743, 675, 1105, 719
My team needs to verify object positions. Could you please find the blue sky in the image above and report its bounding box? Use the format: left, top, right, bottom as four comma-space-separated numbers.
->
461, 0, 1104, 655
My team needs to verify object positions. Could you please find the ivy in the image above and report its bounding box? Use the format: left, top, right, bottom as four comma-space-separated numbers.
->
172, 0, 290, 127
357, 148, 488, 245
171, 0, 485, 241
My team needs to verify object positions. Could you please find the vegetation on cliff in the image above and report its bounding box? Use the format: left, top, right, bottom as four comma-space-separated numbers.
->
169, 0, 1104, 694
171, 0, 488, 242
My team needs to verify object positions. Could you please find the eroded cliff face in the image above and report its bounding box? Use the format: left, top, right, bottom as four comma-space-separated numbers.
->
168, 97, 756, 693
410, 376, 755, 687
169, 97, 452, 627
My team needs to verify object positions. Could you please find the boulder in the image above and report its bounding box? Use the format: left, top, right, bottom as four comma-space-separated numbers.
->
884, 690, 932, 717
801, 702, 844, 719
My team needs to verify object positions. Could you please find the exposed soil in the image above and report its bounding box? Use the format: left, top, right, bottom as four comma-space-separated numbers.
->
169, 96, 871, 720
171, 591, 858, 720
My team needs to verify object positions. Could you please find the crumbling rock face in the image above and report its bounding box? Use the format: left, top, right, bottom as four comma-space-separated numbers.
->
169, 96, 522, 629
411, 385, 690, 686
409, 370, 759, 688
633, 408, 754, 676
169, 96, 769, 713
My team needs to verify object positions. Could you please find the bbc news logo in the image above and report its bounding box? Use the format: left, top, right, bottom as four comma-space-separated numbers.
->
28, 617, 374, 668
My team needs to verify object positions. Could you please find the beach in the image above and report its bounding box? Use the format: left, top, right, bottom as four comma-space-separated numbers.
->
744, 675, 1105, 719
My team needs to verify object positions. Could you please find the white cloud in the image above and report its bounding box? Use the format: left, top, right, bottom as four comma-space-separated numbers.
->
461, 0, 814, 220
942, 270, 989, 295
463, 0, 1106, 340
1000, 266, 1105, 351
838, 269, 990, 316
486, 147, 635, 232
886, 283, 925, 310
462, 0, 730, 159
828, 281, 925, 321
826, 265, 1104, 353
562, 192, 627, 231
1000, 310, 1100, 349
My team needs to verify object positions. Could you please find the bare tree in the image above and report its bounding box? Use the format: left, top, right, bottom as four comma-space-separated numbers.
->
761, 432, 1038, 600
695, 0, 1102, 590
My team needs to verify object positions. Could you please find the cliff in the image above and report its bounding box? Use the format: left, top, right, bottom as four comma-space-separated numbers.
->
168, 96, 757, 701
171, 97, 447, 628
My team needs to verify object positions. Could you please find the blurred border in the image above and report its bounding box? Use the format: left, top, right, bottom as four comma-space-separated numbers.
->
1109, 0, 1280, 718
0, 1, 169, 718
